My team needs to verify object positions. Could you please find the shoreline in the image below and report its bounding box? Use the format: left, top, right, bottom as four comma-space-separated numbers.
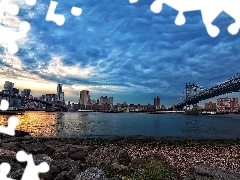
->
1, 132, 240, 179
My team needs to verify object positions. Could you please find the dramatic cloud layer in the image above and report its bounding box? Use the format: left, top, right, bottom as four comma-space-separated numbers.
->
1, 0, 240, 106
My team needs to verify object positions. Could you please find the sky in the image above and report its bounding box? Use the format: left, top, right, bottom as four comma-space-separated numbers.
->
0, 0, 240, 107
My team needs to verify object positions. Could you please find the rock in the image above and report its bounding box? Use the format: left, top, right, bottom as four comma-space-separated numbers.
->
54, 171, 68, 180
66, 166, 82, 179
52, 152, 69, 159
33, 155, 60, 180
111, 162, 129, 175
33, 154, 53, 165
1, 142, 21, 152
54, 144, 78, 153
130, 157, 145, 169
115, 150, 130, 166
9, 168, 25, 179
69, 150, 86, 161
0, 130, 30, 138
15, 130, 31, 137
40, 161, 61, 180
54, 158, 76, 171
108, 177, 122, 180
74, 167, 108, 180
86, 146, 130, 168
186, 163, 240, 180
0, 149, 16, 161
112, 162, 121, 170
20, 143, 46, 155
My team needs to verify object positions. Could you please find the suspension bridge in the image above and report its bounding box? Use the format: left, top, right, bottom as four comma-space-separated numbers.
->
0, 92, 67, 112
173, 73, 240, 110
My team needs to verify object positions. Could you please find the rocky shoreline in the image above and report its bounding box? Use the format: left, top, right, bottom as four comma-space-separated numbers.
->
1, 131, 240, 179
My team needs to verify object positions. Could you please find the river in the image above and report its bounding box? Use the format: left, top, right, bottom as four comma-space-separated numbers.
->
0, 111, 240, 139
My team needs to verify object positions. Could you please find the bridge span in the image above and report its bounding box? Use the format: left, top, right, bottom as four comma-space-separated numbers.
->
0, 92, 67, 112
173, 73, 240, 110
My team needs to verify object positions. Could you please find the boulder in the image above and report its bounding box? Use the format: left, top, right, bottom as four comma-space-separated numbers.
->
74, 167, 108, 180
186, 163, 240, 180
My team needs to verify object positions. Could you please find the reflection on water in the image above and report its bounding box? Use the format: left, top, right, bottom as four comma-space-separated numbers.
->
1, 111, 240, 139
0, 111, 58, 137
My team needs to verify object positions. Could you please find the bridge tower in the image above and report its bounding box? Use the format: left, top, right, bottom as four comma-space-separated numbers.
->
185, 83, 199, 110
45, 94, 56, 112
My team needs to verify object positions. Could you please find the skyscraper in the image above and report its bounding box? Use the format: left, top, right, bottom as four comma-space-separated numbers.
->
13, 88, 19, 95
22, 89, 31, 97
79, 90, 90, 106
62, 92, 65, 102
154, 96, 160, 109
99, 96, 104, 104
108, 97, 113, 105
99, 96, 108, 104
4, 81, 14, 94
57, 83, 63, 101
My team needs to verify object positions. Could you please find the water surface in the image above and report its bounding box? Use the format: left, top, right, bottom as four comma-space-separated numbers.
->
1, 111, 240, 139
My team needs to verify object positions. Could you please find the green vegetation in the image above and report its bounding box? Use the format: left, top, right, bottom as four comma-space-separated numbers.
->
93, 154, 177, 180
120, 164, 175, 180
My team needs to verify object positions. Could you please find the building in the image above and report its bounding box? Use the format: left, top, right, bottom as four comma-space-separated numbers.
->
99, 96, 103, 104
79, 90, 90, 106
62, 92, 65, 102
46, 94, 57, 103
57, 83, 63, 101
39, 95, 46, 101
4, 81, 14, 94
21, 89, 31, 97
99, 96, 108, 104
205, 101, 217, 111
154, 96, 160, 109
67, 101, 71, 109
217, 97, 238, 113
108, 97, 113, 105
13, 88, 19, 95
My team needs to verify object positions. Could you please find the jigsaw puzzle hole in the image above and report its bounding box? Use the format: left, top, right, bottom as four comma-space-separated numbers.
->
228, 23, 239, 35
150, 0, 163, 13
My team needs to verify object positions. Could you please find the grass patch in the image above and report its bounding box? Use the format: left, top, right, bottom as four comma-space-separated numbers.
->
92, 154, 177, 180
121, 164, 176, 180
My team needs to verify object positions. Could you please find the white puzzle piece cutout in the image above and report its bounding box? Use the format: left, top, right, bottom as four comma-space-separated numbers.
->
16, 151, 49, 180
0, 0, 19, 23
25, 0, 37, 6
0, 116, 19, 136
0, 163, 15, 180
0, 0, 35, 54
46, 0, 65, 26
71, 6, 82, 16
129, 0, 138, 4
0, 99, 9, 111
0, 21, 31, 54
131, 0, 240, 37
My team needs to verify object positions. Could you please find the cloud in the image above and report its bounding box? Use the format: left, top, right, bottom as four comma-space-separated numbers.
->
1, 0, 240, 105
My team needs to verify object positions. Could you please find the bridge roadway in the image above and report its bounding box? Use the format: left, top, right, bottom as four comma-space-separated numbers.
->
0, 92, 67, 110
174, 75, 240, 109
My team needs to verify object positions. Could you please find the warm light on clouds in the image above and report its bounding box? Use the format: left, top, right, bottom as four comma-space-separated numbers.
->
0, 0, 239, 105
39, 56, 97, 78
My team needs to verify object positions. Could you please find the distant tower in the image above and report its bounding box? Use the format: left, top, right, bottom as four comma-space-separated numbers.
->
103, 96, 108, 104
57, 83, 62, 101
154, 96, 160, 109
79, 90, 90, 106
4, 81, 14, 94
99, 96, 104, 104
108, 97, 113, 105
62, 92, 65, 102
22, 89, 31, 97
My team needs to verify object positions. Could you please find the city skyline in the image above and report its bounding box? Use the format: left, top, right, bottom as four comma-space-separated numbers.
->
1, 0, 240, 106
2, 79, 240, 108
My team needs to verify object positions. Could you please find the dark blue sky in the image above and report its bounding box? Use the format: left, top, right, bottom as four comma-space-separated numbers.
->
1, 0, 240, 106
